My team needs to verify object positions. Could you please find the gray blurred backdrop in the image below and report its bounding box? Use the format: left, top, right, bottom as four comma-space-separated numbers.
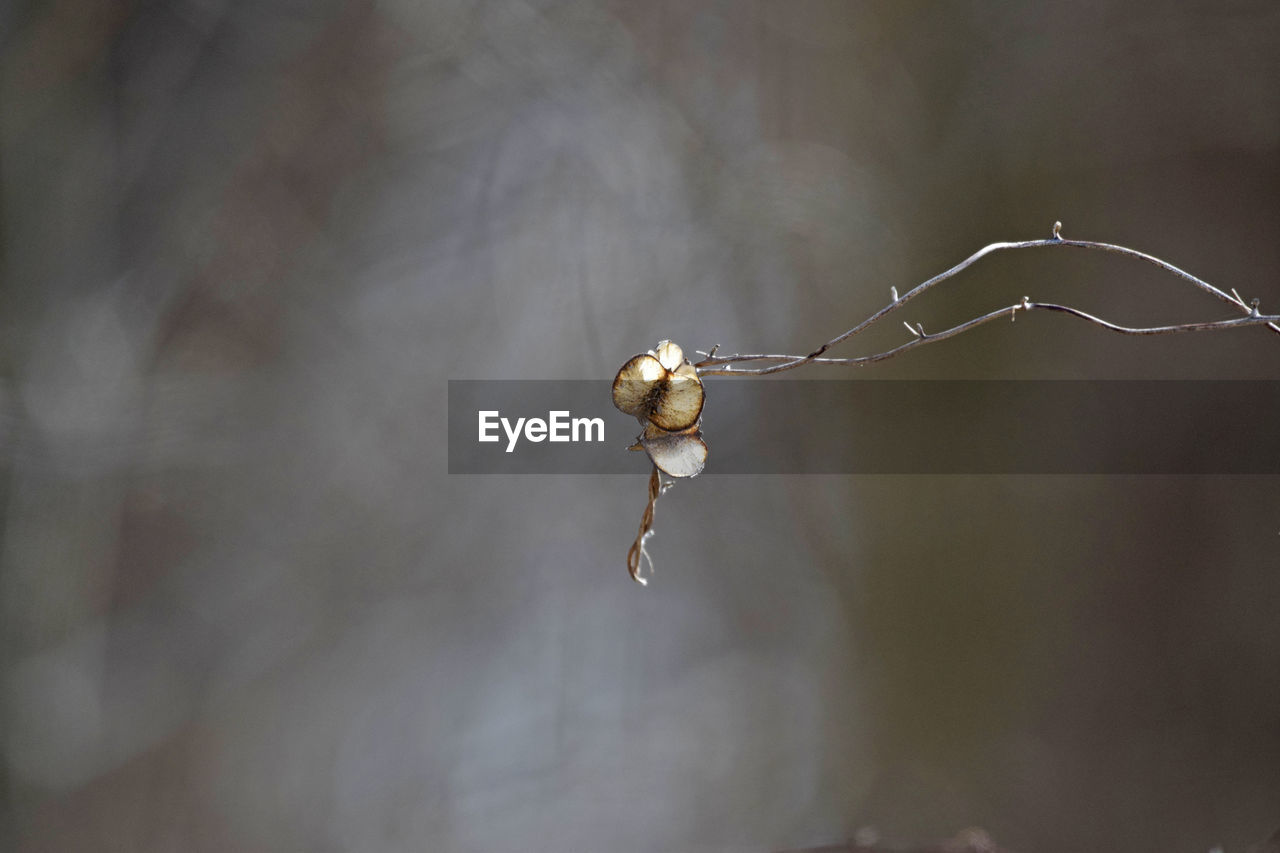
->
2, 2, 1279, 851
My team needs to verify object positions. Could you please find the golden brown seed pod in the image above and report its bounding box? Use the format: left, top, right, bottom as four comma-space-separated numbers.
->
611, 342, 704, 431
611, 353, 666, 418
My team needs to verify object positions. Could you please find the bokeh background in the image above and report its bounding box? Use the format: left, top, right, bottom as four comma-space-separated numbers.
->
2, 2, 1279, 851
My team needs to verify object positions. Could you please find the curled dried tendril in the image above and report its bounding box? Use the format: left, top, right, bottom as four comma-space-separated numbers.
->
626, 466, 673, 586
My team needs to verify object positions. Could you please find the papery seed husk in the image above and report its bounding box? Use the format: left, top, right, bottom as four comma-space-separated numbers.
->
612, 353, 666, 417
639, 422, 707, 478
647, 370, 704, 431
653, 340, 685, 373
673, 361, 699, 381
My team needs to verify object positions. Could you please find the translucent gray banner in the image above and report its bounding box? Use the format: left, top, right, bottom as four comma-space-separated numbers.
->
448, 380, 1280, 474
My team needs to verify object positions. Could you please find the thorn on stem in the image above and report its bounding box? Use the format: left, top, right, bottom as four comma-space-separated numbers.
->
1011, 296, 1032, 322
1052, 221, 1063, 240
891, 286, 899, 302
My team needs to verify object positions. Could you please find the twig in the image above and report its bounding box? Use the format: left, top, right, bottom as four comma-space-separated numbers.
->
695, 222, 1279, 376
625, 222, 1277, 583
626, 466, 671, 586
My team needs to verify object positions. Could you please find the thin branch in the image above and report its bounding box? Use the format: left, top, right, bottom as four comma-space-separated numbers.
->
626, 466, 671, 586
695, 222, 1279, 376
697, 300, 1279, 375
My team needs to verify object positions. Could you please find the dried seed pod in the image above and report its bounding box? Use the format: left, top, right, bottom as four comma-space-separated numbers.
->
611, 341, 704, 431
629, 422, 708, 479
611, 353, 666, 416
652, 340, 685, 372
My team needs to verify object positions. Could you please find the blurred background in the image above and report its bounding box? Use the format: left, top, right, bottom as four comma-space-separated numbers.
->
2, 1, 1279, 851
